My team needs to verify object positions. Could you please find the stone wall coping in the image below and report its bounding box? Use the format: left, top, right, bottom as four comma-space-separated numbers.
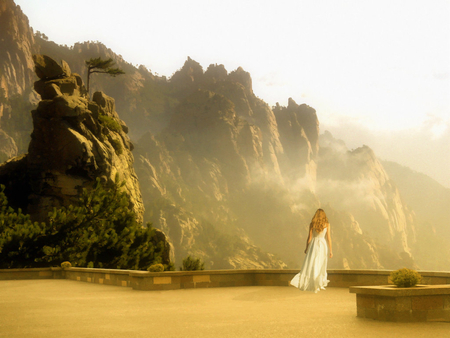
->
329, 269, 450, 277
350, 284, 450, 297
65, 267, 132, 275
328, 269, 391, 275
0, 267, 61, 273
130, 269, 300, 278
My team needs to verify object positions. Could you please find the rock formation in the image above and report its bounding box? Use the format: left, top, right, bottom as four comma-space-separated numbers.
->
0, 0, 37, 101
0, 0, 39, 158
274, 98, 319, 187
317, 132, 417, 268
0, 55, 144, 223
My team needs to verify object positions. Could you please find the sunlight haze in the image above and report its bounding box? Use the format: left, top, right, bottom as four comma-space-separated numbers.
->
13, 0, 450, 187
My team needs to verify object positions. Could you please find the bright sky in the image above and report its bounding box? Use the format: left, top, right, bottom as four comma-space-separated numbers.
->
13, 0, 450, 186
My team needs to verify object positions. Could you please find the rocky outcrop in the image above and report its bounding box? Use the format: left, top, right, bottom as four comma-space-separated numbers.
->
170, 57, 204, 95
0, 55, 144, 223
274, 98, 319, 186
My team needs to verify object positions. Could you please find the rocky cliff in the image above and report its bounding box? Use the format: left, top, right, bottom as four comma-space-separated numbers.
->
382, 160, 450, 270
0, 0, 37, 100
0, 54, 144, 224
0, 0, 38, 160
317, 132, 417, 268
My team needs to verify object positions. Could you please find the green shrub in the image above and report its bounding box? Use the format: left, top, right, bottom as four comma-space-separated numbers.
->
148, 263, 164, 272
390, 268, 422, 287
180, 255, 205, 271
109, 137, 123, 155
98, 114, 121, 133
61, 261, 72, 268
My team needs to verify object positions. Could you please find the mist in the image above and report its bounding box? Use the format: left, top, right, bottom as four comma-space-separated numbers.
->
322, 117, 450, 188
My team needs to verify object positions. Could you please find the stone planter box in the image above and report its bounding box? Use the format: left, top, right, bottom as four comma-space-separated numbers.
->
350, 284, 450, 322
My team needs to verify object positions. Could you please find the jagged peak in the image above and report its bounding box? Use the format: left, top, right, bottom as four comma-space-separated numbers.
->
273, 98, 316, 115
181, 56, 203, 74
228, 67, 252, 93
350, 144, 377, 158
288, 97, 298, 109
204, 63, 228, 83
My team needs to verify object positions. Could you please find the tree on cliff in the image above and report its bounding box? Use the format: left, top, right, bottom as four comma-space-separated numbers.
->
85, 57, 125, 96
0, 177, 173, 270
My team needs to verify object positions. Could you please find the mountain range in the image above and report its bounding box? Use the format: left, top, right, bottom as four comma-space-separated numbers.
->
1, 0, 449, 270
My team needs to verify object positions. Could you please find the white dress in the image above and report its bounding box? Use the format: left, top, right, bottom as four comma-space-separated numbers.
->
290, 227, 330, 293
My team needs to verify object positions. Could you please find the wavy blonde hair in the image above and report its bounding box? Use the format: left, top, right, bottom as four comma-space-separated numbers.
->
311, 209, 329, 233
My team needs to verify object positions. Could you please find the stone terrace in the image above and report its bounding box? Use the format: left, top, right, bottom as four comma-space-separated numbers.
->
1, 279, 449, 338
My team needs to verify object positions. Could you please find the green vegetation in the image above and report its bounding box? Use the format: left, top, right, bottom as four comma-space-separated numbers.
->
98, 114, 122, 133
148, 263, 164, 272
108, 136, 123, 155
390, 268, 422, 287
0, 176, 173, 271
60, 261, 72, 268
180, 255, 205, 271
85, 57, 125, 96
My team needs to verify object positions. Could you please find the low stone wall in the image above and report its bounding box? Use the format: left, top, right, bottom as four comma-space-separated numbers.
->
328, 270, 391, 287
1, 268, 450, 291
129, 269, 293, 291
65, 268, 131, 287
350, 285, 450, 322
328, 269, 450, 287
0, 267, 63, 280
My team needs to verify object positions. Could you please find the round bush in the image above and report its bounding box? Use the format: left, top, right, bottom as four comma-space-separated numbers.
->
390, 268, 421, 287
148, 263, 164, 272
61, 261, 72, 269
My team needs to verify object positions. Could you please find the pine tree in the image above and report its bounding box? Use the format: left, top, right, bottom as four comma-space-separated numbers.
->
0, 185, 46, 268
85, 57, 125, 96
0, 177, 173, 270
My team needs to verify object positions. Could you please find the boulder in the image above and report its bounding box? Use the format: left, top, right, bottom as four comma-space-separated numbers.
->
32, 54, 68, 79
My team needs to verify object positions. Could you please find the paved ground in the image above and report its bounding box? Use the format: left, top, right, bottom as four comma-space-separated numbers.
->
0, 280, 448, 338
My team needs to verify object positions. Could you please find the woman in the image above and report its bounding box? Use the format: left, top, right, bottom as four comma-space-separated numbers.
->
290, 208, 333, 293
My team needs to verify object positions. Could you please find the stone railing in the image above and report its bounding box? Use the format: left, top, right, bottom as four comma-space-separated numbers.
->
2, 268, 450, 291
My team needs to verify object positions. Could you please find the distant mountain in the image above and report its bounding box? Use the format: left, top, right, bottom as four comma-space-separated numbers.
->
0, 0, 447, 271
382, 160, 450, 270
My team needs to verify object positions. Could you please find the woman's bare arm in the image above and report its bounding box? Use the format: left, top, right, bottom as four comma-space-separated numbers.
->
326, 223, 333, 258
304, 225, 313, 253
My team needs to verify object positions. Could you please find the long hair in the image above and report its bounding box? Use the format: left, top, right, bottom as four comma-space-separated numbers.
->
310, 209, 329, 233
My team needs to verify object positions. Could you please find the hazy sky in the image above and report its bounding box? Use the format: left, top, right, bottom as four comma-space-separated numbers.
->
14, 0, 450, 187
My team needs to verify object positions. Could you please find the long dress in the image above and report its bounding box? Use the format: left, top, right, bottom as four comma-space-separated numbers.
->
290, 227, 330, 293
